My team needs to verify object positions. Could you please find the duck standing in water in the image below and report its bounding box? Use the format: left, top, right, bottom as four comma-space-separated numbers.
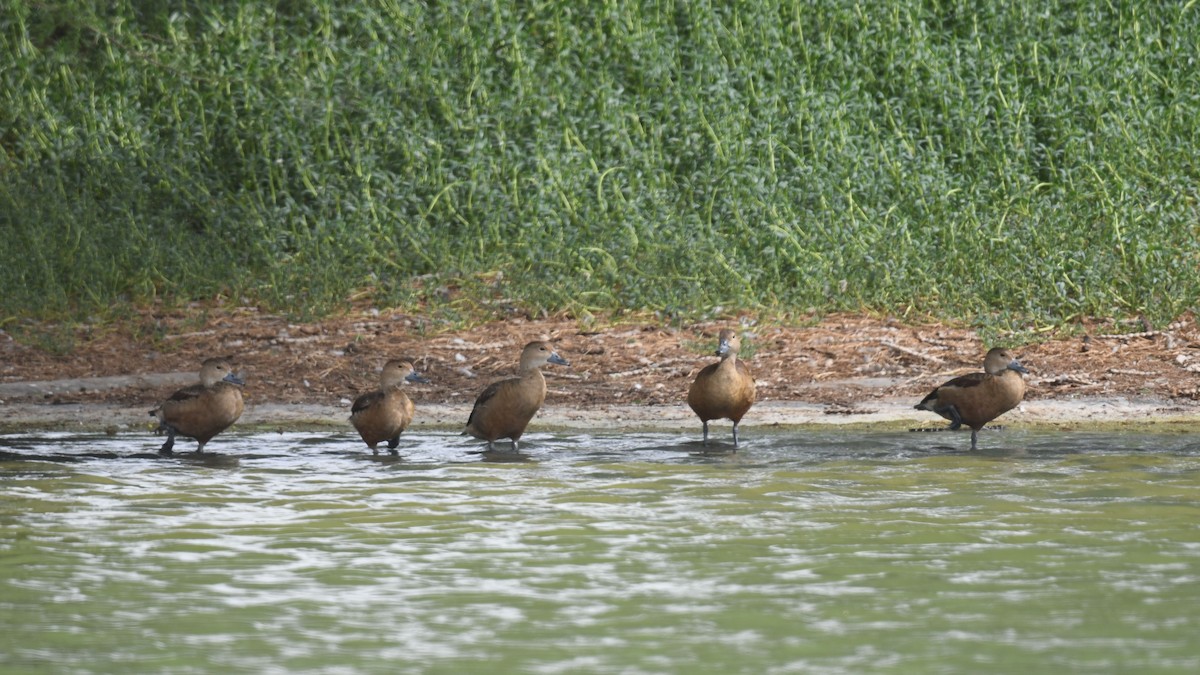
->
687, 329, 756, 448
350, 359, 429, 455
464, 341, 569, 452
915, 347, 1029, 450
150, 357, 245, 455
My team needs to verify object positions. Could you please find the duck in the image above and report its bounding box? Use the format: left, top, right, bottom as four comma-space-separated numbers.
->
350, 359, 429, 455
149, 357, 245, 455
687, 328, 756, 448
464, 341, 569, 452
914, 347, 1029, 450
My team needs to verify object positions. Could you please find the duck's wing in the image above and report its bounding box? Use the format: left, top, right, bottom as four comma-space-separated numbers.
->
466, 381, 505, 428
351, 390, 385, 414
164, 383, 205, 403
934, 372, 987, 391
916, 372, 986, 408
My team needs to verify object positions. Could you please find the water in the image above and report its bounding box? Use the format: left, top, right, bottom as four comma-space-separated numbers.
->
2, 429, 1199, 674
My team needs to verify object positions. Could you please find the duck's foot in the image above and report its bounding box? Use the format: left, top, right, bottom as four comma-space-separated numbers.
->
158, 430, 176, 455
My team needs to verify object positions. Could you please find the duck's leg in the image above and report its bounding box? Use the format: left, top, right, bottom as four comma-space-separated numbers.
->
388, 435, 401, 456
701, 421, 710, 445
195, 440, 207, 455
731, 422, 740, 449
944, 406, 963, 430
158, 427, 177, 455
510, 438, 519, 453
969, 429, 979, 451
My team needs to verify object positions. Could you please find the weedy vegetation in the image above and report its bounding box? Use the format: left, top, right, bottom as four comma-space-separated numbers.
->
2, 1, 1198, 332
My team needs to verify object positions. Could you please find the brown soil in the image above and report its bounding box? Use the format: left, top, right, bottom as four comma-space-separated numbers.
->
3, 308, 1199, 411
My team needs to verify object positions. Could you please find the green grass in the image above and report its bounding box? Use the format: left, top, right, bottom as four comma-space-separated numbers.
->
2, 0, 1198, 331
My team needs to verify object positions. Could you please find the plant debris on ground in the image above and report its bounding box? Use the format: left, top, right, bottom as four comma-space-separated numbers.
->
3, 311, 1198, 411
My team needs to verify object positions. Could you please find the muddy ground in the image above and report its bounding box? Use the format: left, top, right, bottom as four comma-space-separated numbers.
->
2, 308, 1199, 432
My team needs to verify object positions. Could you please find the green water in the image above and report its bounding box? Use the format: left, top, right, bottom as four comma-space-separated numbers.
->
2, 430, 1199, 674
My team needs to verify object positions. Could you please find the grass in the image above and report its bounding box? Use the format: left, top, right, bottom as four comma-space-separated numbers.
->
2, 0, 1198, 332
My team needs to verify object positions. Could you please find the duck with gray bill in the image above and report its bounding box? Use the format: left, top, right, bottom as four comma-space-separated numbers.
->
149, 357, 245, 455
914, 347, 1029, 450
687, 328, 756, 448
350, 359, 429, 455
464, 341, 569, 452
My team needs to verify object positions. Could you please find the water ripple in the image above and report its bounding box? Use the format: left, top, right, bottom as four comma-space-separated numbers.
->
3, 429, 1200, 673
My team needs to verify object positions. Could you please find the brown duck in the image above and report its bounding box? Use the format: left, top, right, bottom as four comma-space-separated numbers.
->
915, 347, 1029, 450
464, 341, 569, 452
687, 329, 756, 448
350, 359, 429, 455
150, 357, 245, 455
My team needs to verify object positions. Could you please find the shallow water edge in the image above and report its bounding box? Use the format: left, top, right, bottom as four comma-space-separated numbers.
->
3, 398, 1200, 436
3, 428, 1200, 674
2, 396, 1200, 439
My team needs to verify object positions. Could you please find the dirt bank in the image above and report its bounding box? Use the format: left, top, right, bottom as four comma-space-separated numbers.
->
2, 310, 1199, 433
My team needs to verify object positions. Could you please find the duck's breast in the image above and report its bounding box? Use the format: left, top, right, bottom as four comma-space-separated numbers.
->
688, 360, 755, 421
467, 374, 546, 440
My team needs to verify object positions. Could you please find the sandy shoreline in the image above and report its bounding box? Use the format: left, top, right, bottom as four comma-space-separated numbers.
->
4, 393, 1199, 434
6, 313, 1200, 438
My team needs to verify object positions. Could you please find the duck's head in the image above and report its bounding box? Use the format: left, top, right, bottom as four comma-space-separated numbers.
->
715, 329, 742, 358
520, 341, 569, 371
199, 357, 243, 386
983, 347, 1028, 376
381, 359, 430, 387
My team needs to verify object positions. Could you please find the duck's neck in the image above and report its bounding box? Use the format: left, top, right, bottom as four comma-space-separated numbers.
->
521, 367, 547, 396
